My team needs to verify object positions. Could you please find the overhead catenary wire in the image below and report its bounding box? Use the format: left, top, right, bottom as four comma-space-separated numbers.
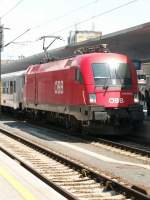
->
1, 0, 24, 19
11, 41, 35, 45
7, 0, 139, 47
52, 0, 139, 35
4, 28, 31, 47
30, 0, 99, 30
3, 0, 97, 47
3, 0, 139, 56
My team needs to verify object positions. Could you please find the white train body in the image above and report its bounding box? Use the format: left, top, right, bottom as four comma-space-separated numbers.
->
1, 70, 25, 109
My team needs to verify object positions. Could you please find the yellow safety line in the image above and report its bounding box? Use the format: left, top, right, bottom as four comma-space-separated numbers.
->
0, 166, 37, 200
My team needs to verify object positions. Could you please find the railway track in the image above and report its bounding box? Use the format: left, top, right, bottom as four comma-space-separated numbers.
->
4, 112, 150, 161
79, 134, 150, 164
0, 126, 149, 200
31, 116, 150, 163
39, 119, 150, 164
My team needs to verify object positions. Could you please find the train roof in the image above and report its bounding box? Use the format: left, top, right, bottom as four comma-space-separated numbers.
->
27, 59, 71, 74
26, 52, 129, 75
1, 70, 26, 78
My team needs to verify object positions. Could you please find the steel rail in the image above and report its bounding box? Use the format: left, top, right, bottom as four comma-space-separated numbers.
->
85, 135, 150, 158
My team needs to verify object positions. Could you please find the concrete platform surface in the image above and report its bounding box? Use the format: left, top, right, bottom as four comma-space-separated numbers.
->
0, 151, 67, 200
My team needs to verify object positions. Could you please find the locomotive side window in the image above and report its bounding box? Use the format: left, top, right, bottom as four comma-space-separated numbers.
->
75, 69, 83, 83
92, 63, 131, 89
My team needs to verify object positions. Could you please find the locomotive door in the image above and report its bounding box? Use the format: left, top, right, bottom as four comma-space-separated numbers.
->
25, 65, 41, 105
26, 73, 36, 104
72, 68, 84, 104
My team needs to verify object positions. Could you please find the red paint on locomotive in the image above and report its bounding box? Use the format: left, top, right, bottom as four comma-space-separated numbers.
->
24, 53, 138, 107
24, 52, 143, 126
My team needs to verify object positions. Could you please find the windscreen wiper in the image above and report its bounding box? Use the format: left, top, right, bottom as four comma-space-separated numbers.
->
114, 68, 123, 85
103, 68, 112, 90
103, 77, 109, 90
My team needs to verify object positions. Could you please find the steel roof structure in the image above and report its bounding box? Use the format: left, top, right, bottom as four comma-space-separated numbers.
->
2, 22, 150, 74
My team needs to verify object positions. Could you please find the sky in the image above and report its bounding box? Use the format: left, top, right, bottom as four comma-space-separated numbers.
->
0, 0, 150, 60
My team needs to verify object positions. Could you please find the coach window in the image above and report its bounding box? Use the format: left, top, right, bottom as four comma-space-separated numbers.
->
14, 81, 16, 93
2, 81, 6, 94
75, 69, 83, 83
10, 81, 13, 94
6, 81, 9, 94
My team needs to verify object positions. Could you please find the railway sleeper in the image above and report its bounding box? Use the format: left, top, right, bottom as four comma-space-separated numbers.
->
75, 192, 125, 199
61, 184, 101, 189
53, 177, 91, 183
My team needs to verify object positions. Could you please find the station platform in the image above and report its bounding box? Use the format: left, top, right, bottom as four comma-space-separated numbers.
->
0, 151, 66, 200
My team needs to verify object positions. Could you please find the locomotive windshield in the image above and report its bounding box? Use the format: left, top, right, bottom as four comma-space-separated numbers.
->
92, 62, 131, 89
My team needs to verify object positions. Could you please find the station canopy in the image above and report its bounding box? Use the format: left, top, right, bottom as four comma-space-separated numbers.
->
101, 22, 150, 62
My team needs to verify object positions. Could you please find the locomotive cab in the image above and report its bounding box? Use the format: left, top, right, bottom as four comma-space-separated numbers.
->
78, 52, 144, 127
91, 59, 136, 107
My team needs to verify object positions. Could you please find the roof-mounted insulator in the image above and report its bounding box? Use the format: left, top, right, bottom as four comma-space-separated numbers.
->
74, 44, 110, 55
101, 44, 110, 53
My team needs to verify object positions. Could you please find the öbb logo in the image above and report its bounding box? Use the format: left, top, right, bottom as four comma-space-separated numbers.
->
109, 97, 124, 104
54, 80, 64, 94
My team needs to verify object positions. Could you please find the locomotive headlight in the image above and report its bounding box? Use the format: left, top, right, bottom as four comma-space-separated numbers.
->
89, 93, 96, 103
133, 93, 139, 103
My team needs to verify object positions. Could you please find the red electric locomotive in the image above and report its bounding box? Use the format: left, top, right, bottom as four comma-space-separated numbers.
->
24, 46, 144, 130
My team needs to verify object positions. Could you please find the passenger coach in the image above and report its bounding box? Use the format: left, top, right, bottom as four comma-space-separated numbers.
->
1, 70, 25, 110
